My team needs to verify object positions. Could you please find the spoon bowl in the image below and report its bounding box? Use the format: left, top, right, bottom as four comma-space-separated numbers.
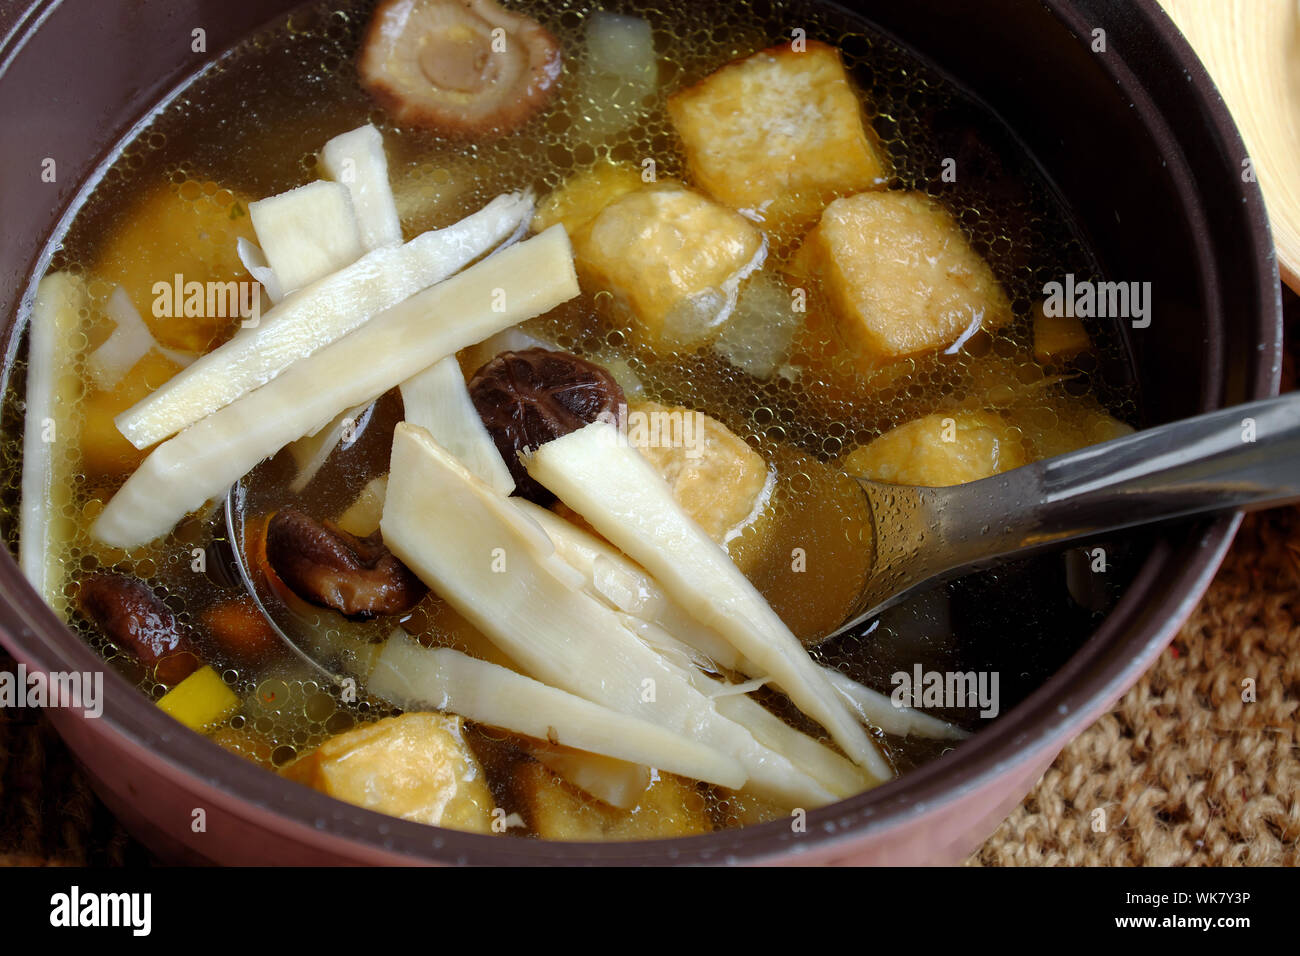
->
829, 393, 1300, 640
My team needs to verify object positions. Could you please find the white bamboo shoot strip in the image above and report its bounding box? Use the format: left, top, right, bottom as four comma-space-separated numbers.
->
526, 421, 882, 771
319, 124, 403, 251
116, 191, 534, 450
530, 746, 651, 810
515, 499, 886, 790
513, 499, 741, 668
91, 226, 577, 549
287, 401, 374, 494
519, 498, 953, 747
335, 475, 389, 538
621, 614, 880, 793
20, 274, 86, 600
380, 424, 837, 806
369, 635, 746, 788
237, 238, 284, 304
248, 180, 364, 295
823, 668, 970, 741
399, 356, 514, 494
87, 286, 194, 390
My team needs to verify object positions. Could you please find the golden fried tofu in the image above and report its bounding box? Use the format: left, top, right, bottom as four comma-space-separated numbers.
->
628, 400, 771, 544
573, 185, 766, 348
513, 760, 710, 841
92, 181, 256, 353
792, 190, 1012, 363
1024, 400, 1134, 460
283, 713, 495, 833
1032, 301, 1092, 363
842, 410, 1027, 487
531, 161, 644, 236
668, 41, 889, 235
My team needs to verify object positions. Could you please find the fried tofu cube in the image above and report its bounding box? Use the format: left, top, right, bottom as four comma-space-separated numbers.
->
668, 41, 889, 234
628, 400, 771, 543
842, 410, 1027, 486
531, 161, 645, 236
283, 713, 495, 833
1032, 301, 1091, 363
1026, 401, 1134, 460
573, 185, 766, 347
792, 191, 1012, 363
513, 760, 710, 841
92, 181, 256, 353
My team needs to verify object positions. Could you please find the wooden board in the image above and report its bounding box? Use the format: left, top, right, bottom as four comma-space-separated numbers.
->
1158, 0, 1300, 291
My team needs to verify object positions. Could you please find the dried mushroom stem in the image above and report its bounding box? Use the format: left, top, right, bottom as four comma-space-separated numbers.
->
77, 574, 199, 686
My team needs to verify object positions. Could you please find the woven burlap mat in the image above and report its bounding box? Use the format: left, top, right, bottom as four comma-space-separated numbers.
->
3, 313, 1297, 868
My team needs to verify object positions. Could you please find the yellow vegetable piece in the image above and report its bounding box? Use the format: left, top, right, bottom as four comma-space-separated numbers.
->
842, 410, 1027, 487
513, 760, 710, 841
1032, 301, 1092, 363
92, 181, 256, 353
80, 349, 185, 477
156, 665, 240, 732
282, 713, 495, 834
531, 160, 644, 236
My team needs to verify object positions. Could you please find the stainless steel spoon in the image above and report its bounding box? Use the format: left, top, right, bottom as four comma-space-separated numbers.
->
830, 393, 1300, 641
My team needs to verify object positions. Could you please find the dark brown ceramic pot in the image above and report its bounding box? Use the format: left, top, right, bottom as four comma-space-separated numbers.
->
0, 0, 1281, 863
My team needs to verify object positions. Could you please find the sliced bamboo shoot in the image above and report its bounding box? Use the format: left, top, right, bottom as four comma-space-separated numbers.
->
519, 498, 949, 747
620, 615, 879, 793
513, 498, 741, 668
380, 424, 836, 806
21, 273, 85, 600
248, 180, 364, 295
399, 356, 514, 494
369, 635, 746, 788
287, 401, 374, 493
116, 191, 535, 450
92, 226, 578, 548
525, 421, 882, 771
514, 499, 885, 791
237, 237, 284, 304
530, 746, 651, 810
88, 286, 193, 390
319, 124, 403, 251
335, 475, 389, 538
823, 667, 970, 741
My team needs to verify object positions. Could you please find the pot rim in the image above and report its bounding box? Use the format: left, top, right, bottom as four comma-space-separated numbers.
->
0, 0, 1283, 865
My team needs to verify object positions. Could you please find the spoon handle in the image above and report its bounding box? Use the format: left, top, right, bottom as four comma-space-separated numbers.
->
1017, 391, 1300, 538
843, 393, 1300, 632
